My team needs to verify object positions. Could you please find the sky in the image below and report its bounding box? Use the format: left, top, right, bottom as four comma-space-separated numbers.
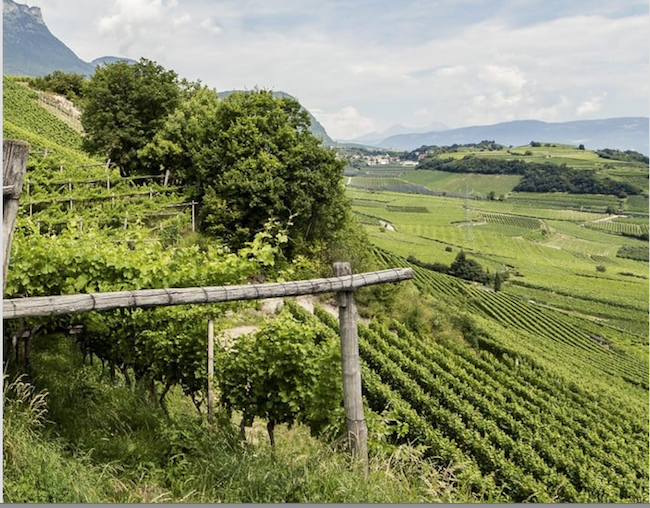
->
29, 0, 649, 140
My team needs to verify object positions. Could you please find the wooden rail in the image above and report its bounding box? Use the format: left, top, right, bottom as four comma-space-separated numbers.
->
3, 268, 413, 319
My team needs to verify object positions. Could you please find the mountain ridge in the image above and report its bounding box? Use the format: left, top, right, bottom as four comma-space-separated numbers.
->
375, 117, 649, 155
3, 0, 134, 76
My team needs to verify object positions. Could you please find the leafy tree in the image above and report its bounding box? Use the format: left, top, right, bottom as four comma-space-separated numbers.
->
138, 84, 220, 188
147, 89, 348, 251
494, 272, 502, 292
448, 251, 489, 284
81, 59, 181, 177
29, 71, 87, 103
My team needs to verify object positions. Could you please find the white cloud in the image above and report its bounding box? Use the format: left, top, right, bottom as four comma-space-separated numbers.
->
577, 93, 607, 116
200, 18, 222, 34
97, 0, 181, 53
310, 106, 378, 140
172, 13, 191, 27
26, 1, 649, 135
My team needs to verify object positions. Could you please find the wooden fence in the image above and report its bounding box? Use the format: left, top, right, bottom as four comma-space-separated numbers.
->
3, 137, 414, 472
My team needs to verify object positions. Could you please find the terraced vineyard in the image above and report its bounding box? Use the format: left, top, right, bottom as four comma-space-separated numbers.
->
585, 220, 649, 237
475, 211, 543, 230
373, 248, 648, 389
285, 302, 649, 502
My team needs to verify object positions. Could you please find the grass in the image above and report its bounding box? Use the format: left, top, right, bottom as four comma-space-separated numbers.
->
3, 333, 474, 503
402, 170, 521, 197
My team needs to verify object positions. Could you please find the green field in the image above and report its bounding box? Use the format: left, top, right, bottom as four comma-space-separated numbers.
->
349, 188, 649, 347
401, 170, 521, 197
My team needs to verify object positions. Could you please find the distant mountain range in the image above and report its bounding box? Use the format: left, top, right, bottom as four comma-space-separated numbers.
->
5, 0, 648, 155
350, 122, 450, 146
3, 0, 135, 76
357, 118, 649, 155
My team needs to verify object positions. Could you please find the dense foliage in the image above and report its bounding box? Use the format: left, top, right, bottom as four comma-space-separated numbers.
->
596, 148, 649, 164
407, 251, 491, 284
219, 308, 342, 443
28, 71, 87, 103
189, 90, 349, 251
81, 59, 181, 177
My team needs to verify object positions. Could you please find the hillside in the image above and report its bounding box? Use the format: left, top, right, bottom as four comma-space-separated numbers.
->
3, 0, 134, 76
378, 118, 650, 155
3, 76, 649, 503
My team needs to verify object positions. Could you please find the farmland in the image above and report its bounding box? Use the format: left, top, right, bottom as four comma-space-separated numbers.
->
347, 186, 649, 349
3, 74, 649, 503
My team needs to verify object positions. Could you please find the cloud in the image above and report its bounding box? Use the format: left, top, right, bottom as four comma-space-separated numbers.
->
200, 18, 222, 34
310, 106, 378, 140
172, 13, 191, 27
577, 94, 607, 116
97, 0, 183, 53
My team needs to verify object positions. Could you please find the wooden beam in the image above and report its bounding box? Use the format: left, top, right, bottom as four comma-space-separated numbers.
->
334, 262, 368, 475
3, 139, 29, 293
3, 268, 413, 319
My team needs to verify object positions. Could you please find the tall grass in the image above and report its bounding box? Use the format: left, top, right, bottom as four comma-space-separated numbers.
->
3, 333, 473, 503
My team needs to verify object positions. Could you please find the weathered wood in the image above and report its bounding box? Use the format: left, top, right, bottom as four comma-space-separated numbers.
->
334, 262, 368, 475
3, 139, 29, 293
3, 268, 413, 319
207, 319, 215, 424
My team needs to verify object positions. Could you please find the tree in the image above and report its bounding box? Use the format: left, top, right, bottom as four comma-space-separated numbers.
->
494, 272, 502, 292
449, 251, 489, 283
578, 144, 585, 150
148, 89, 348, 251
81, 59, 181, 177
138, 84, 220, 189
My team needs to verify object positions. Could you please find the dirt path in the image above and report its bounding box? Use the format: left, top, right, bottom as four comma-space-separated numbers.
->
219, 294, 369, 344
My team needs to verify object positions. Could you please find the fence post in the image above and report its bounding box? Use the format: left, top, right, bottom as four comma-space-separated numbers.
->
3, 140, 29, 293
191, 202, 196, 232
334, 262, 368, 475
207, 319, 215, 424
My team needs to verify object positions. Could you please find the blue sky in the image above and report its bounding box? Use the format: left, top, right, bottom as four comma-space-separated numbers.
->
31, 0, 649, 139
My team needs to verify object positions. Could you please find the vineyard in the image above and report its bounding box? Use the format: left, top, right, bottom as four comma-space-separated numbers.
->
3, 74, 649, 503
475, 211, 542, 230
585, 219, 649, 237
284, 302, 649, 502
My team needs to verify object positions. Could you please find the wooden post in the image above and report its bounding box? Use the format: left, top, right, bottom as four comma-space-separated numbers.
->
207, 319, 215, 424
3, 140, 29, 293
163, 168, 170, 187
334, 262, 368, 475
191, 202, 196, 232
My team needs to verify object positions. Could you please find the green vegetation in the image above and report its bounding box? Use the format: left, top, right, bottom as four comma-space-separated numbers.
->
3, 68, 648, 503
617, 245, 649, 262
81, 59, 181, 177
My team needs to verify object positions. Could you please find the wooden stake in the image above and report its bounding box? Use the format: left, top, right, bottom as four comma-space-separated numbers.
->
207, 319, 215, 424
3, 139, 29, 293
334, 262, 368, 475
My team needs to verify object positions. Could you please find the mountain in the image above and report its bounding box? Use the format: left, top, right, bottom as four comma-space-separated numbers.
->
378, 118, 650, 155
218, 90, 334, 146
3, 0, 134, 76
350, 122, 449, 147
